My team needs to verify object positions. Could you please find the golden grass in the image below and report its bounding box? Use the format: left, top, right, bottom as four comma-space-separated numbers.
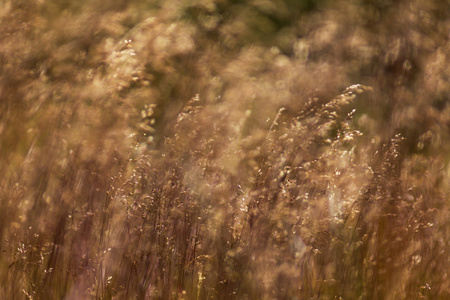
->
0, 0, 449, 299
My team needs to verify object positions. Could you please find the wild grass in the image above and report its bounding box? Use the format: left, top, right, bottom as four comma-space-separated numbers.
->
0, 0, 449, 299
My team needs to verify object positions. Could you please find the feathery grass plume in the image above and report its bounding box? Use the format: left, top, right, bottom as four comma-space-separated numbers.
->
243, 84, 375, 298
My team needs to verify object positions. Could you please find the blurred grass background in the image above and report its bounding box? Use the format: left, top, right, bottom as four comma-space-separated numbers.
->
0, 0, 449, 299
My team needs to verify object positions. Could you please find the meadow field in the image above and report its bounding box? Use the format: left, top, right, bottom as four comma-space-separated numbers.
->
0, 0, 449, 299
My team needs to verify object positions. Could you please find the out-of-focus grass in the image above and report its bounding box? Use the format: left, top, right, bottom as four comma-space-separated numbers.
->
0, 0, 449, 299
